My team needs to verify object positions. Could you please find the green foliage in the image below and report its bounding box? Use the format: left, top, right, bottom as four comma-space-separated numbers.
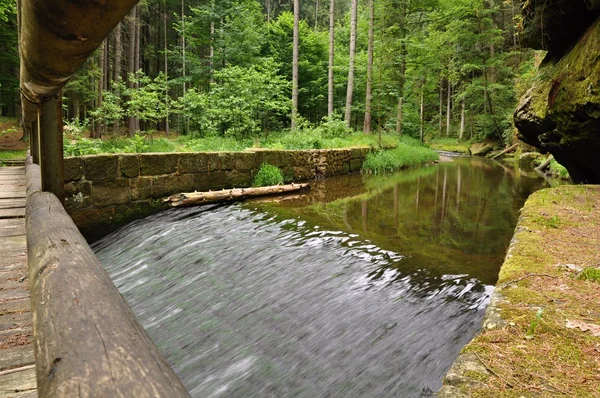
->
362, 142, 439, 174
578, 268, 600, 283
122, 71, 171, 126
525, 308, 544, 340
181, 59, 290, 137
253, 163, 284, 187
549, 159, 570, 180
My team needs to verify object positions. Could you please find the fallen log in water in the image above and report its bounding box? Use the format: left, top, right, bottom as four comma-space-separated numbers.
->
491, 143, 519, 160
164, 183, 310, 207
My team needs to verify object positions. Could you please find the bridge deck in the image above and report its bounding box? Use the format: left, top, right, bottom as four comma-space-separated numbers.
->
0, 167, 36, 398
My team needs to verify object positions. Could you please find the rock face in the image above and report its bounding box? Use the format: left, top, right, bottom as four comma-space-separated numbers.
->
515, 1, 600, 183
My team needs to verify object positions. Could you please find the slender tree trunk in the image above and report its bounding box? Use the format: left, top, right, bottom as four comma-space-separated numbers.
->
94, 41, 105, 139
315, 0, 319, 30
396, 98, 403, 136
135, 5, 141, 132
327, 0, 335, 118
439, 78, 443, 135
345, 0, 358, 127
291, 0, 300, 130
420, 77, 426, 142
459, 96, 466, 141
446, 78, 451, 136
114, 22, 122, 133
363, 0, 375, 134
267, 0, 271, 22
128, 6, 137, 136
164, 2, 170, 135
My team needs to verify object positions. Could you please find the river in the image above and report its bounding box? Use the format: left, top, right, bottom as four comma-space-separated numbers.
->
93, 156, 549, 397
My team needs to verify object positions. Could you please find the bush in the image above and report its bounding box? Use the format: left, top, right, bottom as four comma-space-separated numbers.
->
253, 163, 284, 187
362, 143, 439, 174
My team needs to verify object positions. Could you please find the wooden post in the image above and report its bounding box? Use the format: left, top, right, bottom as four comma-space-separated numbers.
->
39, 96, 65, 204
31, 119, 39, 164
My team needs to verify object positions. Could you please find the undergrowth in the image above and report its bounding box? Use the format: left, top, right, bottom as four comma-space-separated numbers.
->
253, 163, 283, 187
362, 140, 439, 173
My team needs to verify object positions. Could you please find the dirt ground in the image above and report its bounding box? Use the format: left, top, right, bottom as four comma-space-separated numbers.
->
0, 120, 26, 151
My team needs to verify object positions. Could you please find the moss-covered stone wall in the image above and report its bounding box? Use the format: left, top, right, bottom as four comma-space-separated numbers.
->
64, 148, 371, 240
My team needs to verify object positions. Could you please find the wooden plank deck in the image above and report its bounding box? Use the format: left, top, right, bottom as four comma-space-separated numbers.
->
0, 167, 36, 398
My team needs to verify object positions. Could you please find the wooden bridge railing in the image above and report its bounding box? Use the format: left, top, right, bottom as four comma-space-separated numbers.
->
25, 158, 190, 397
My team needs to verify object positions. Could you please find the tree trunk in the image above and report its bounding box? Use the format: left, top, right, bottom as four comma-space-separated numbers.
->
459, 96, 466, 141
114, 22, 122, 134
439, 78, 443, 135
165, 184, 310, 207
446, 78, 451, 136
164, 2, 170, 135
344, 0, 358, 128
93, 41, 105, 139
420, 77, 426, 142
327, 0, 335, 118
128, 6, 137, 137
134, 5, 141, 132
396, 97, 403, 136
314, 0, 319, 30
291, 0, 300, 130
363, 0, 374, 134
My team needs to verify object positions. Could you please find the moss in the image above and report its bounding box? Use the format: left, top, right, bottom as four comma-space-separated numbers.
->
442, 185, 600, 397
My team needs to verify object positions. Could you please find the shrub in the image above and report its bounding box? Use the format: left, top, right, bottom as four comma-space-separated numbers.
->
253, 163, 284, 187
362, 143, 439, 174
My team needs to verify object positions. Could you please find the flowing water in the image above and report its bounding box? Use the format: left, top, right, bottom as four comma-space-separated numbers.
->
93, 156, 549, 397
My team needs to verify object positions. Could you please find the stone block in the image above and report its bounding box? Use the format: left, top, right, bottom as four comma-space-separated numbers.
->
293, 151, 313, 167
218, 152, 234, 171
139, 153, 179, 176
294, 166, 315, 181
131, 177, 153, 201
179, 153, 209, 173
351, 147, 370, 159
82, 155, 118, 181
64, 181, 92, 208
207, 153, 220, 172
192, 172, 214, 192
119, 155, 140, 178
92, 179, 130, 206
234, 152, 256, 171
64, 157, 83, 181
151, 174, 195, 198
281, 166, 295, 183
261, 150, 286, 167
226, 170, 253, 188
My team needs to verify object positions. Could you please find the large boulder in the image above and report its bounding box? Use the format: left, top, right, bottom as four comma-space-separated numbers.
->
515, 14, 600, 183
520, 0, 600, 56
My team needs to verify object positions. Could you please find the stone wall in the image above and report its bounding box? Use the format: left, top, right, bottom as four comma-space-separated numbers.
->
64, 148, 371, 240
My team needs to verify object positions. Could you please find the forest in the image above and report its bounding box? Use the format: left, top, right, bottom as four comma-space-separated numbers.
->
0, 0, 535, 151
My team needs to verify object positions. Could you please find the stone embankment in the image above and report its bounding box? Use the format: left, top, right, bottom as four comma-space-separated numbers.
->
63, 148, 371, 239
439, 185, 600, 397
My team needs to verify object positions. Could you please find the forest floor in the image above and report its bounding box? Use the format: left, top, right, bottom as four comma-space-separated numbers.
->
0, 118, 26, 162
440, 185, 600, 397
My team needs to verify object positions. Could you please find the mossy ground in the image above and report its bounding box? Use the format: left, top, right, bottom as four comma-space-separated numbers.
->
428, 138, 471, 154
449, 185, 600, 397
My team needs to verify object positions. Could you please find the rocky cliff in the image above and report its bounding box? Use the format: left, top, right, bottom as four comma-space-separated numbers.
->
515, 1, 600, 183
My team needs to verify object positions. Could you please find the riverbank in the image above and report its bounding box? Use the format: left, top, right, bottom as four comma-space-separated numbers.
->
439, 185, 600, 397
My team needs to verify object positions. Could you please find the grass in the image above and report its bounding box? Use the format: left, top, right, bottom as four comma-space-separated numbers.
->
63, 131, 415, 157
428, 137, 471, 153
448, 186, 600, 397
362, 138, 439, 173
0, 150, 27, 160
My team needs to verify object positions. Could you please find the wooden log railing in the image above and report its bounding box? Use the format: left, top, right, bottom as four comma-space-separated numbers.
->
25, 159, 190, 397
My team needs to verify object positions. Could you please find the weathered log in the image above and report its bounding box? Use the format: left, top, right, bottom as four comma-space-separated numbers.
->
165, 183, 310, 207
26, 191, 190, 397
535, 155, 555, 172
25, 156, 40, 198
491, 143, 519, 160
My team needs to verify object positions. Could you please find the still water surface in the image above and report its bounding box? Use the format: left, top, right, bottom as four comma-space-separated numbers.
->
93, 157, 548, 397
